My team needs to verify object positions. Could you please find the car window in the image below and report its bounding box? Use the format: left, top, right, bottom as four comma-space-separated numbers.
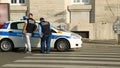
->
51, 29, 57, 33
18, 23, 24, 30
11, 22, 24, 30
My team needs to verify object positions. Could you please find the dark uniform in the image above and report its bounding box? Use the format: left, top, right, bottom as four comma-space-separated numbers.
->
26, 18, 36, 33
39, 19, 51, 54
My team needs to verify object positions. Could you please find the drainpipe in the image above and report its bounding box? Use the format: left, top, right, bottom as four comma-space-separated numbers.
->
26, 0, 30, 16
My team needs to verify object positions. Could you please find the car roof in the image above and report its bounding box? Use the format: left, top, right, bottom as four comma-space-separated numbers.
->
6, 20, 26, 23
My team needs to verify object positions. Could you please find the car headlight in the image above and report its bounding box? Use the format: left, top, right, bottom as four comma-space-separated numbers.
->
71, 33, 82, 39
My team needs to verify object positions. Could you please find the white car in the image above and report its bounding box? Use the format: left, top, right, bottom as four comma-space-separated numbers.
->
0, 21, 82, 52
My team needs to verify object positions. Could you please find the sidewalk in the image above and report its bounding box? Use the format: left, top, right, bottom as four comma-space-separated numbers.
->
82, 38, 118, 45
82, 39, 120, 49
82, 43, 119, 47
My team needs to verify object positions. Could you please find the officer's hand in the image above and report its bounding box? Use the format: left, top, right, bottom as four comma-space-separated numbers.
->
40, 34, 44, 38
23, 30, 26, 34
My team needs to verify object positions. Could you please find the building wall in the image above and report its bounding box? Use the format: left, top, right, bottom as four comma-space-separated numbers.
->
94, 0, 118, 40
69, 5, 91, 23
29, 0, 66, 24
67, 2, 94, 39
0, 0, 27, 21
26, 0, 95, 39
67, 0, 119, 41
0, 0, 9, 3
10, 6, 27, 20
0, 0, 119, 41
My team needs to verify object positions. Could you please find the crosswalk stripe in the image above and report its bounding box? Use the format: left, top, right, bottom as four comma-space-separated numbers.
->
2, 64, 120, 68
44, 52, 120, 55
2, 64, 63, 68
33, 54, 120, 58
24, 56, 120, 61
33, 53, 120, 56
13, 59, 120, 65
2, 53, 120, 68
3, 60, 120, 68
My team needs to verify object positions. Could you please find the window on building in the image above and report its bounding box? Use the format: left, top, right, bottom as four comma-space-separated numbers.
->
19, 0, 25, 4
73, 0, 90, 4
82, 0, 89, 4
74, 0, 80, 3
11, 0, 17, 4
10, 0, 26, 5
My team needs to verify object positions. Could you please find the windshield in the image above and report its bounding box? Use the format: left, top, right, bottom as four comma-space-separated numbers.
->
52, 26, 67, 31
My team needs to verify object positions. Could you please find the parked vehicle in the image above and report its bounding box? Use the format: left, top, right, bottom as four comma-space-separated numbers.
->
0, 21, 82, 52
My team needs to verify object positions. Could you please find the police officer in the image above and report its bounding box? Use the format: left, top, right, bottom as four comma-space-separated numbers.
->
23, 13, 37, 53
38, 17, 51, 54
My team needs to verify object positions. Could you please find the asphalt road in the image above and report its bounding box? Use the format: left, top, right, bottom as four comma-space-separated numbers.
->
1, 43, 120, 68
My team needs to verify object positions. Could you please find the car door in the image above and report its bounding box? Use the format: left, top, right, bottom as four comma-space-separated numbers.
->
31, 32, 40, 47
30, 23, 40, 47
9, 22, 26, 47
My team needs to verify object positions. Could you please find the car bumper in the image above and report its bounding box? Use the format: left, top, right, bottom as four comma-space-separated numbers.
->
69, 39, 82, 48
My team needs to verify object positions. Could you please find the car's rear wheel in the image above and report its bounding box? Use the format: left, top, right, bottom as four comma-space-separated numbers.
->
55, 39, 70, 52
0, 39, 14, 52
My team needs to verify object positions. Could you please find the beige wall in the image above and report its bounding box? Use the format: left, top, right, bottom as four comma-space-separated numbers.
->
10, 7, 27, 21
94, 0, 118, 40
0, 0, 10, 3
67, 0, 119, 40
68, 3, 94, 39
0, 0, 119, 41
68, 5, 91, 23
29, 0, 95, 39
29, 0, 66, 24
0, 0, 27, 21
64, 0, 71, 23
10, 6, 27, 21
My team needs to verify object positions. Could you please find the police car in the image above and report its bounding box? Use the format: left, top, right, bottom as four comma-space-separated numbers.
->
0, 21, 82, 52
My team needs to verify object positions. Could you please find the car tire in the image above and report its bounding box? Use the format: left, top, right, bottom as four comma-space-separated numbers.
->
0, 39, 14, 52
55, 39, 70, 52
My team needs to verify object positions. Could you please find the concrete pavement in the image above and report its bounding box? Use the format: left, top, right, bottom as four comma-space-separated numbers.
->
1, 41, 120, 68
